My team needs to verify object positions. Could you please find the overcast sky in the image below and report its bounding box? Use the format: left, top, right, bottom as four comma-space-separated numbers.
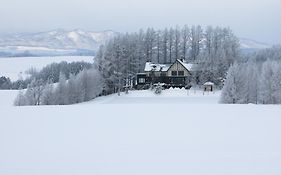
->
1, 0, 280, 44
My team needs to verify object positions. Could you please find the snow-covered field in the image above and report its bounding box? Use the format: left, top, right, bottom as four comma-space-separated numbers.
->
0, 90, 18, 106
0, 56, 94, 80
87, 88, 220, 104
1, 89, 281, 175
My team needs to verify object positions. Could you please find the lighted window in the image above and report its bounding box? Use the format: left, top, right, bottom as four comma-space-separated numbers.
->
139, 78, 145, 83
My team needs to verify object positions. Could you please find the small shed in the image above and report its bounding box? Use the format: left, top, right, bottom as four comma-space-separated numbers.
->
203, 82, 214, 92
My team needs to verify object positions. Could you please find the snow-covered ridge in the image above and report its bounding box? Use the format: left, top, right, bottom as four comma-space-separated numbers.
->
0, 29, 117, 56
239, 38, 271, 49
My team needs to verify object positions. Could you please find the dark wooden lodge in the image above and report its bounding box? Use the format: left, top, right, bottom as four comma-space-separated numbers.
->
136, 59, 193, 89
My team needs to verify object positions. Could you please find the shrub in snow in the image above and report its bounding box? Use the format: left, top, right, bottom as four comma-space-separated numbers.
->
154, 84, 163, 95
0, 76, 12, 90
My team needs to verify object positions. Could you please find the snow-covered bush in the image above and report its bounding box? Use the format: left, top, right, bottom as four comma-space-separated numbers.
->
154, 83, 163, 94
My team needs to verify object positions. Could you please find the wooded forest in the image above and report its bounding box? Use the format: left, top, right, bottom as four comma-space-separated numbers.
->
95, 25, 240, 93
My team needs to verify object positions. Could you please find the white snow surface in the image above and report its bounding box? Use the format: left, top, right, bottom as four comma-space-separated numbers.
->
87, 88, 219, 104
144, 62, 171, 72
0, 56, 94, 81
0, 90, 18, 106
1, 89, 281, 175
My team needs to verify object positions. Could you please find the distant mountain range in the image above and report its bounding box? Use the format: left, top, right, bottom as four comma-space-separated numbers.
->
0, 29, 272, 57
0, 29, 116, 57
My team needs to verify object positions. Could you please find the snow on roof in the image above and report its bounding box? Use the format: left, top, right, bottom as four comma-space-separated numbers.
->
144, 62, 171, 72
144, 59, 193, 72
177, 59, 193, 71
204, 82, 214, 86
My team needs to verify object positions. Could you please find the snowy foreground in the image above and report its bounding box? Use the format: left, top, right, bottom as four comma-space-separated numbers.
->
1, 89, 281, 175
86, 88, 219, 104
0, 56, 94, 81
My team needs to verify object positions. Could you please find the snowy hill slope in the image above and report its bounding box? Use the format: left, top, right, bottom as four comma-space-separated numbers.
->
239, 38, 271, 53
239, 38, 271, 49
1, 89, 281, 175
0, 29, 116, 56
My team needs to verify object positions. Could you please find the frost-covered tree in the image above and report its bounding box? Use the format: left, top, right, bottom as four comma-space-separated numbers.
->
181, 25, 190, 60
69, 68, 103, 103
272, 64, 281, 104
221, 62, 260, 104
194, 27, 239, 87
15, 67, 103, 106
53, 72, 68, 105
221, 55, 281, 104
258, 60, 281, 104
243, 62, 259, 104
67, 73, 81, 104
220, 63, 240, 103
174, 26, 181, 61
162, 28, 169, 63
28, 61, 93, 84
14, 90, 27, 106
41, 80, 55, 105
258, 61, 275, 104
168, 28, 174, 63
190, 25, 203, 61
24, 79, 44, 105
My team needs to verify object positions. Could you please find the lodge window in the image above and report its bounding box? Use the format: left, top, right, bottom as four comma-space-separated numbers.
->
178, 71, 184, 76
139, 78, 145, 83
171, 71, 177, 76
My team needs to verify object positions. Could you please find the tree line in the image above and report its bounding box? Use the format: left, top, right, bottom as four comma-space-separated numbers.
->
221, 46, 281, 104
95, 25, 240, 93
0, 61, 92, 90
14, 68, 103, 106
12, 25, 243, 106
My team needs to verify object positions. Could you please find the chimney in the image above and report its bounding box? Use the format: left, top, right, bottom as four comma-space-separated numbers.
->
180, 56, 184, 62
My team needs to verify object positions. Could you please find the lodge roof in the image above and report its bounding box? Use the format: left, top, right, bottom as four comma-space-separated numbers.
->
144, 62, 171, 72
176, 59, 193, 71
144, 59, 193, 72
